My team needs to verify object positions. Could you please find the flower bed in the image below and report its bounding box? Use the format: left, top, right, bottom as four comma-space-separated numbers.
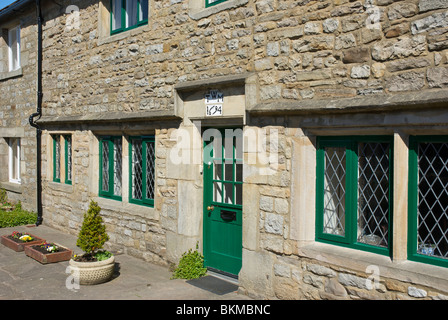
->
1, 232, 45, 252
25, 242, 73, 264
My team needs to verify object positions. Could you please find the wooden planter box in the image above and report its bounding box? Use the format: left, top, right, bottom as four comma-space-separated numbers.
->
25, 243, 73, 264
1, 234, 46, 252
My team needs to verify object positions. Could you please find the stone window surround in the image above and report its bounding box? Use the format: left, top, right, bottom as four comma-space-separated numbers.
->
96, 0, 249, 46
0, 128, 24, 194
97, 0, 150, 46
88, 130, 158, 219
289, 122, 448, 293
110, 0, 149, 35
50, 134, 73, 185
188, 0, 248, 20
98, 135, 123, 200
47, 133, 72, 186
0, 20, 22, 80
0, 67, 23, 81
7, 25, 20, 72
44, 129, 159, 220
8, 137, 21, 184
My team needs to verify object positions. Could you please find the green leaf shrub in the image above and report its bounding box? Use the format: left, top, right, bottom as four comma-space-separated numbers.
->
76, 200, 109, 255
172, 243, 207, 280
0, 209, 37, 228
0, 192, 37, 228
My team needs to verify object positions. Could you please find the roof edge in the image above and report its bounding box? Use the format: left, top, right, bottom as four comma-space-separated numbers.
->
0, 0, 34, 21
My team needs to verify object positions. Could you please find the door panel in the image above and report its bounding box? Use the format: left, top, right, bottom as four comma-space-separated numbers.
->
203, 128, 243, 276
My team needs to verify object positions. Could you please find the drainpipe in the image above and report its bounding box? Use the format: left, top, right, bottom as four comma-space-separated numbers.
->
29, 0, 43, 226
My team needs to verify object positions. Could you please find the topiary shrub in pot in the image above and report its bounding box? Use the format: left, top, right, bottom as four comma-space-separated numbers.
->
68, 200, 115, 285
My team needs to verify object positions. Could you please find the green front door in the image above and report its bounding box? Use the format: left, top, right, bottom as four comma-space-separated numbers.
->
203, 128, 243, 276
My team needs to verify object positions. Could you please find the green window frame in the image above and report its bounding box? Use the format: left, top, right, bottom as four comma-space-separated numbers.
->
316, 136, 393, 256
129, 136, 156, 207
64, 135, 72, 185
53, 135, 61, 183
99, 136, 123, 201
408, 136, 448, 268
110, 0, 148, 35
205, 0, 227, 7
53, 135, 72, 184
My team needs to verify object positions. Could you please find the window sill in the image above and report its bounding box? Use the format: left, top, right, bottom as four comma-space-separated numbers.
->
299, 241, 448, 293
0, 68, 23, 81
48, 181, 74, 193
189, 0, 248, 20
0, 181, 22, 193
94, 196, 158, 221
97, 25, 150, 46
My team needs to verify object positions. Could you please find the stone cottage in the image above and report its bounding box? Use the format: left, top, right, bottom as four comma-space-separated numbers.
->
1, 0, 448, 299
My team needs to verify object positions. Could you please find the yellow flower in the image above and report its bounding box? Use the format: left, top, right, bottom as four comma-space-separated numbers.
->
19, 235, 33, 241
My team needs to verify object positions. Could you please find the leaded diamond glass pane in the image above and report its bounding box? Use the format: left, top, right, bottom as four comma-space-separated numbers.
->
417, 142, 448, 259
132, 139, 143, 200
102, 140, 109, 192
55, 138, 60, 181
113, 138, 122, 196
66, 136, 72, 182
357, 142, 390, 248
146, 141, 155, 200
323, 147, 346, 236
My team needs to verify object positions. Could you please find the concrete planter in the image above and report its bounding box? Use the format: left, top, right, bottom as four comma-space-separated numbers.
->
68, 255, 115, 285
1, 234, 46, 252
25, 243, 73, 264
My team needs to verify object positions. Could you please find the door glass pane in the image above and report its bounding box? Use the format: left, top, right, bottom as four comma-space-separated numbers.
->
235, 183, 242, 205
223, 182, 233, 205
357, 142, 390, 248
214, 160, 222, 181
213, 181, 222, 203
126, 0, 138, 28
111, 0, 122, 30
417, 142, 448, 259
101, 140, 109, 192
236, 160, 242, 182
224, 161, 233, 182
323, 147, 346, 236
212, 133, 222, 160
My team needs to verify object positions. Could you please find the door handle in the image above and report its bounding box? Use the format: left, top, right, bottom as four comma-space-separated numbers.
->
207, 205, 214, 211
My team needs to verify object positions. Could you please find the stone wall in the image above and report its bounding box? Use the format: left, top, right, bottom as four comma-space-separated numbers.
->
269, 255, 448, 300
40, 0, 448, 118
0, 6, 38, 211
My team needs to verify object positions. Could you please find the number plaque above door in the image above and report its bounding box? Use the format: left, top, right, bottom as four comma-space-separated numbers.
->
205, 90, 223, 117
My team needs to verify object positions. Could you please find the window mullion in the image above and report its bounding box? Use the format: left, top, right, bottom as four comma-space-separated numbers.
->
346, 141, 358, 246
137, 0, 141, 23
122, 0, 126, 30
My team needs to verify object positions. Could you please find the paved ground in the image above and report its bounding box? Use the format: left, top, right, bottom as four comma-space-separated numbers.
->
0, 224, 251, 300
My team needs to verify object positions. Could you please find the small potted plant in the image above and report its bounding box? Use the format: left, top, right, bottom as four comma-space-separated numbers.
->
25, 241, 73, 264
1, 231, 45, 252
68, 200, 115, 285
